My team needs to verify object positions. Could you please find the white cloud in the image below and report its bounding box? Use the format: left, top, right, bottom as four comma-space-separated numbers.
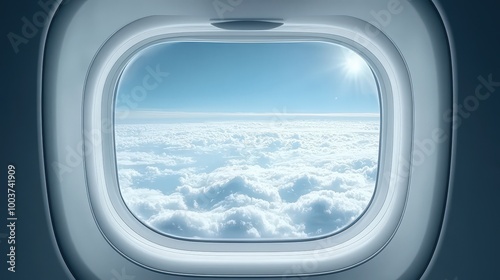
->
115, 118, 379, 239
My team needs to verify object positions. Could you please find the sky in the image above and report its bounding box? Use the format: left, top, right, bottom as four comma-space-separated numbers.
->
115, 41, 380, 119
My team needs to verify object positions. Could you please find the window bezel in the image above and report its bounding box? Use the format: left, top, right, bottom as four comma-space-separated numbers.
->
83, 16, 413, 277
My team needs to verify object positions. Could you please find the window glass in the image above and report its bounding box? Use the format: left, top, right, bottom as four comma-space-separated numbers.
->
114, 42, 380, 240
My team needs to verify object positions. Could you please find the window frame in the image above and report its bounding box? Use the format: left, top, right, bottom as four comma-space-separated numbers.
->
83, 16, 413, 277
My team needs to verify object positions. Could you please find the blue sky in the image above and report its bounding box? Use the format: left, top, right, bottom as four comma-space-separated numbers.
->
116, 41, 379, 116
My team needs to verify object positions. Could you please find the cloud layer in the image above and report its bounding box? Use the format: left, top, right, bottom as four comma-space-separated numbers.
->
115, 118, 379, 239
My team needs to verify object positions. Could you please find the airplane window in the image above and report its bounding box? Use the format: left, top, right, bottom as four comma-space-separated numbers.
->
114, 41, 380, 240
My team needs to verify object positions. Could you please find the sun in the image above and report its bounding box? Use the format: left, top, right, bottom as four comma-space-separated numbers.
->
343, 51, 366, 76
337, 48, 377, 94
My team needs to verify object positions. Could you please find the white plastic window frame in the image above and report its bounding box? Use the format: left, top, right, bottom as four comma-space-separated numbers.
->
83, 16, 412, 277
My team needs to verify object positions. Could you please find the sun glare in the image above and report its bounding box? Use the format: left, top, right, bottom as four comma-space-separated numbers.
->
344, 51, 366, 75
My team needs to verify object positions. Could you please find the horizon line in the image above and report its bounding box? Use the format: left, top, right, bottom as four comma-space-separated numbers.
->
115, 111, 380, 120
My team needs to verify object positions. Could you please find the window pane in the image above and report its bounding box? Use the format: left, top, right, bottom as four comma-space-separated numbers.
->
114, 42, 380, 240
